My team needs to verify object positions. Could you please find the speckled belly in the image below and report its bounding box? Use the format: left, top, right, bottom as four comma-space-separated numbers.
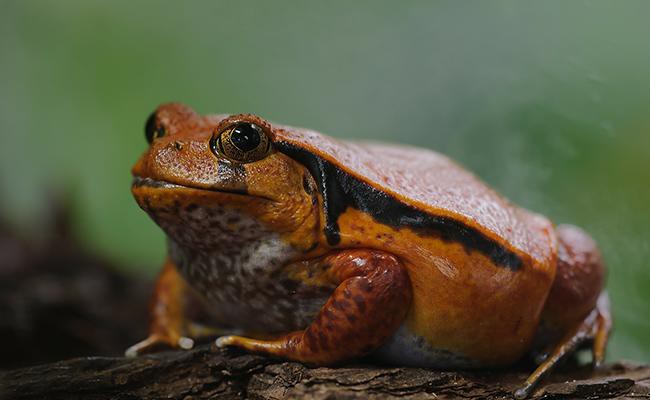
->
155, 200, 333, 334
169, 240, 333, 334
189, 262, 332, 334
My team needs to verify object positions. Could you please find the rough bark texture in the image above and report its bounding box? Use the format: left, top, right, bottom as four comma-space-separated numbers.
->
2, 202, 650, 399
2, 346, 650, 399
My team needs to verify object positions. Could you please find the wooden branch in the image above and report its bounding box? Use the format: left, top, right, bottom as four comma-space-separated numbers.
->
2, 345, 650, 399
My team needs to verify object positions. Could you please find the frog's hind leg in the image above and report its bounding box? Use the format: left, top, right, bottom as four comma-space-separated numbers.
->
216, 250, 412, 365
515, 293, 611, 399
514, 224, 610, 399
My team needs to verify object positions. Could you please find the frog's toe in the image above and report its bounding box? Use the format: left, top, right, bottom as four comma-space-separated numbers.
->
178, 336, 195, 350
125, 334, 194, 357
513, 384, 534, 400
125, 336, 163, 357
215, 335, 237, 348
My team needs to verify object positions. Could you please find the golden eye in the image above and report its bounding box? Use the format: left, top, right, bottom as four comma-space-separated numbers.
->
145, 111, 166, 144
211, 122, 271, 163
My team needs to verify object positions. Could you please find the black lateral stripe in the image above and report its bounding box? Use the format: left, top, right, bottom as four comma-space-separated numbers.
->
276, 141, 523, 271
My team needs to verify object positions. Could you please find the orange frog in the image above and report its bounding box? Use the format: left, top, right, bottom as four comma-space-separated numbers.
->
128, 103, 610, 398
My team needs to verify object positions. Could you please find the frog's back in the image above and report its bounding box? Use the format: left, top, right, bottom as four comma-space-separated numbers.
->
273, 124, 554, 267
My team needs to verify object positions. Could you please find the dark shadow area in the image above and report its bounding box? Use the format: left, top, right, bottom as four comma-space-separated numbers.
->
0, 202, 150, 369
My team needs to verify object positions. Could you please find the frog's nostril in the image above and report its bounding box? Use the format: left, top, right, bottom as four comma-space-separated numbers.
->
173, 141, 184, 151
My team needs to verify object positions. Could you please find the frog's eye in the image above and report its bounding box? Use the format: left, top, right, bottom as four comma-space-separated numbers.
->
211, 122, 271, 163
145, 112, 166, 144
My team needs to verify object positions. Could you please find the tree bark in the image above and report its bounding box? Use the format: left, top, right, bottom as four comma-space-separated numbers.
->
2, 345, 650, 399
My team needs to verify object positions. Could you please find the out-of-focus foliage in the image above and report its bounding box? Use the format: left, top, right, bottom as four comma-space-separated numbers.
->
1, 1, 648, 362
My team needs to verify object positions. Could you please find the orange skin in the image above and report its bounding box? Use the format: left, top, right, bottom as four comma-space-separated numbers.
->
127, 103, 610, 398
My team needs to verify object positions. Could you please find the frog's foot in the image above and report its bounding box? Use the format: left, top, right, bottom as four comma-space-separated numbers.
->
126, 322, 234, 357
127, 259, 213, 357
217, 249, 412, 365
125, 333, 195, 357
514, 292, 611, 399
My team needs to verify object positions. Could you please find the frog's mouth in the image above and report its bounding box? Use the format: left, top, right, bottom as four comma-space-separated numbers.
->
131, 176, 272, 201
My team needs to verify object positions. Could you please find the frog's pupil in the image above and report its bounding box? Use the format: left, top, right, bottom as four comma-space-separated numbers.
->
230, 123, 261, 152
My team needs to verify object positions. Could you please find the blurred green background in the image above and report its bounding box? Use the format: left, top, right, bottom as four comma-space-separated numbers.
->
1, 1, 648, 362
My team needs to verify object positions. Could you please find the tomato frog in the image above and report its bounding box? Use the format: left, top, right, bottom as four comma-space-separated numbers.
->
127, 103, 610, 398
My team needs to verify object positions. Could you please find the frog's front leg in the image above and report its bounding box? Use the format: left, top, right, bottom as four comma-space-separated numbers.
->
216, 249, 412, 365
125, 258, 197, 356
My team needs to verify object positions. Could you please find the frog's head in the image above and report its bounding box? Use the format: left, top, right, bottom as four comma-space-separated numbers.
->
132, 103, 321, 254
